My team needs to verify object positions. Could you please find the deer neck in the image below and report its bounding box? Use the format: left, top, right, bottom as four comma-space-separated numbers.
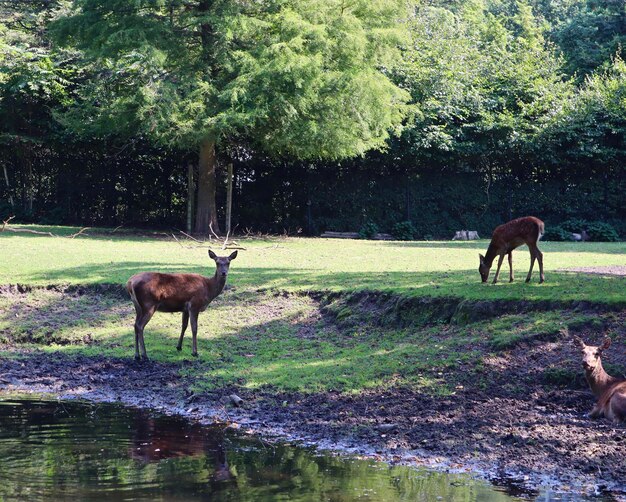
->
484, 243, 499, 268
585, 360, 618, 398
206, 272, 227, 299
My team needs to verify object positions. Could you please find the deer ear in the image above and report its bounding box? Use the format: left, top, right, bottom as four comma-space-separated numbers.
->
600, 337, 612, 351
572, 335, 585, 349
479, 254, 485, 264
228, 250, 238, 261
208, 250, 217, 260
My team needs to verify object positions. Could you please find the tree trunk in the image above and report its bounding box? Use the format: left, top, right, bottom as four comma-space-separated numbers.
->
2, 165, 14, 208
225, 162, 233, 236
186, 163, 195, 234
194, 138, 221, 236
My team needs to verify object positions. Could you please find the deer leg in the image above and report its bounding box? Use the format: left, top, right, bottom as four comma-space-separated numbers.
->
177, 310, 189, 351
133, 315, 141, 361
589, 405, 603, 419
135, 306, 156, 361
526, 246, 537, 283
190, 311, 199, 357
508, 252, 514, 282
536, 248, 544, 283
492, 254, 505, 284
131, 302, 142, 361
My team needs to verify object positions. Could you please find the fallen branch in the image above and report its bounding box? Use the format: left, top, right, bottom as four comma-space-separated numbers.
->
207, 222, 246, 251
1, 216, 90, 239
68, 227, 91, 239
178, 230, 202, 243
1, 215, 15, 232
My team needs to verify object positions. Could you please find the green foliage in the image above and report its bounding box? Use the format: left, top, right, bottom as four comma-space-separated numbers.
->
1, 0, 625, 237
542, 225, 571, 242
553, 0, 626, 79
358, 220, 379, 239
559, 218, 620, 242
391, 221, 416, 240
585, 221, 620, 242
544, 219, 620, 242
541, 367, 583, 388
560, 218, 590, 233
51, 0, 411, 158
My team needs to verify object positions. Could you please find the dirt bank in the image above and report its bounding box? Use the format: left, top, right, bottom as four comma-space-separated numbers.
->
1, 287, 625, 498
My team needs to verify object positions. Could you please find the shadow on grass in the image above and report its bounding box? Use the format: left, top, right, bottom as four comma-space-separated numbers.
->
380, 240, 626, 255
20, 260, 626, 305
0, 288, 132, 344
1, 293, 454, 393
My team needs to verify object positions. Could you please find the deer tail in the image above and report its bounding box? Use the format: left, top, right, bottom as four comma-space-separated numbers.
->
126, 278, 140, 310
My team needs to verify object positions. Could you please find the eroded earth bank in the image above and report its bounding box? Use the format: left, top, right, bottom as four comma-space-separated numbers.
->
1, 285, 625, 498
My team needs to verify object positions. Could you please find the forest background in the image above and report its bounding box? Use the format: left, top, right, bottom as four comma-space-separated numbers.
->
1, 0, 624, 239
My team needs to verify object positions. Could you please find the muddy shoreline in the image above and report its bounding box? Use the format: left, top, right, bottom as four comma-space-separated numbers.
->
0, 348, 624, 499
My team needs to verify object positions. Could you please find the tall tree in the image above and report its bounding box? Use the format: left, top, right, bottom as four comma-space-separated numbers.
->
0, 0, 72, 215
51, 0, 411, 234
543, 56, 626, 170
398, 0, 570, 174
554, 0, 626, 79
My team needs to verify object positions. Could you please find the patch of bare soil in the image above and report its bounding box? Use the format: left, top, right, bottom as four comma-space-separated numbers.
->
247, 329, 626, 497
560, 266, 626, 276
1, 287, 625, 498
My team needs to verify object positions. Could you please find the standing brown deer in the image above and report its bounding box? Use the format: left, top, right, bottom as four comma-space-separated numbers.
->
126, 250, 237, 361
573, 336, 626, 423
478, 216, 545, 284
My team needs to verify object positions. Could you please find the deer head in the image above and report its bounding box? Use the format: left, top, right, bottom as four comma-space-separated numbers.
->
478, 254, 490, 283
573, 335, 612, 372
209, 250, 238, 278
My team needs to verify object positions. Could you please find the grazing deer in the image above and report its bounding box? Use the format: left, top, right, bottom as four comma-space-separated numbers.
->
573, 336, 626, 423
126, 250, 237, 361
479, 216, 545, 284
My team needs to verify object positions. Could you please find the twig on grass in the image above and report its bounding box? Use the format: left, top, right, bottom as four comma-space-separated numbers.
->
68, 227, 91, 239
178, 230, 202, 243
1, 215, 15, 232
1, 216, 90, 238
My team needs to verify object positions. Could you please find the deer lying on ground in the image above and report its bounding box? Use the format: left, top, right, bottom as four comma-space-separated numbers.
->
126, 250, 237, 361
479, 216, 545, 284
573, 336, 626, 423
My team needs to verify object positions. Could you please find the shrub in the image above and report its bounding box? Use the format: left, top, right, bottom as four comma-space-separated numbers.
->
358, 221, 379, 239
40, 207, 68, 225
543, 225, 571, 241
585, 221, 620, 242
546, 219, 620, 242
392, 221, 416, 240
560, 218, 589, 234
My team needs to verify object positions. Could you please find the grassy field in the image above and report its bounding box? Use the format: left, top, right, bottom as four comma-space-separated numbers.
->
1, 224, 625, 302
1, 225, 625, 395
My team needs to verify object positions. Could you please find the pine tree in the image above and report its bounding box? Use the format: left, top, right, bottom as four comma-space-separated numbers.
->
52, 0, 411, 234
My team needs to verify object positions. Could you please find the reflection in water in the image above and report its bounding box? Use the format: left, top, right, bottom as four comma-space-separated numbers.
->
0, 398, 601, 501
130, 412, 236, 486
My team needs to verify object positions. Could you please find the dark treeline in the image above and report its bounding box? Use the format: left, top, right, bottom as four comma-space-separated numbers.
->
0, 0, 624, 238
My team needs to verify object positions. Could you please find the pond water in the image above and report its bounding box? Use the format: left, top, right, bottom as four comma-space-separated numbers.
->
0, 398, 597, 501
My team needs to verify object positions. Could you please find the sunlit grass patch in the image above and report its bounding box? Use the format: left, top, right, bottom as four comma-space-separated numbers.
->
1, 227, 625, 303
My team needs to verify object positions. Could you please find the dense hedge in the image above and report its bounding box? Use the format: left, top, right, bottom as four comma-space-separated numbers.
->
1, 142, 623, 239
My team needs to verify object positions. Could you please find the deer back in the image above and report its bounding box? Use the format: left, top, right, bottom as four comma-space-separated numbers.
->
598, 381, 626, 422
127, 272, 210, 313
491, 216, 544, 251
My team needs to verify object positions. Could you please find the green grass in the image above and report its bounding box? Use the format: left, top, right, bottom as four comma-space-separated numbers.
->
1, 225, 624, 395
1, 224, 625, 303
0, 289, 472, 394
